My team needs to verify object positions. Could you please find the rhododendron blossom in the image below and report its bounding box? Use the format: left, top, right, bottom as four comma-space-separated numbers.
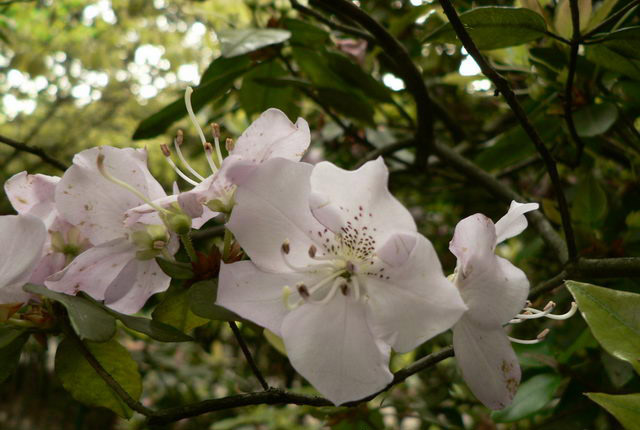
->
45, 146, 177, 314
448, 201, 564, 410
218, 157, 466, 405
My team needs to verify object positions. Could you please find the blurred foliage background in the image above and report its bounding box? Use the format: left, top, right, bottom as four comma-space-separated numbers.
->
1, 0, 639, 429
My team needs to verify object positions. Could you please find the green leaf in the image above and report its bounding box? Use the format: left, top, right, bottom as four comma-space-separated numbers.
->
111, 312, 193, 342
155, 257, 194, 280
593, 27, 640, 60
586, 44, 640, 81
188, 280, 240, 321
239, 61, 299, 119
586, 0, 620, 32
152, 283, 208, 333
572, 102, 618, 137
55, 338, 142, 418
283, 18, 329, 46
264, 328, 287, 356
601, 351, 635, 388
424, 7, 547, 50
491, 373, 563, 422
218, 28, 291, 58
0, 328, 29, 383
586, 393, 640, 430
132, 56, 251, 140
24, 284, 116, 342
326, 52, 392, 103
554, 0, 592, 40
571, 175, 608, 225
566, 281, 640, 373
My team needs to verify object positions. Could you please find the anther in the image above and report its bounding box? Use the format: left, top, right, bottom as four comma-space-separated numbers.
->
346, 261, 356, 273
160, 143, 171, 157
211, 123, 221, 139
282, 240, 290, 255
160, 143, 199, 186
297, 283, 310, 299
543, 301, 556, 312
176, 129, 184, 145
340, 283, 349, 296
308, 245, 317, 258
225, 137, 235, 152
537, 328, 550, 340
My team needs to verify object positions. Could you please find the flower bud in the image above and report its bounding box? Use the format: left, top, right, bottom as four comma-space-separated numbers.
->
166, 212, 192, 235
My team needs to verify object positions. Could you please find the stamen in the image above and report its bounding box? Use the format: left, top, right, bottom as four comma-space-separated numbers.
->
509, 328, 550, 345
308, 245, 317, 258
185, 87, 218, 174
340, 283, 349, 296
346, 261, 356, 274
297, 283, 310, 300
226, 137, 235, 152
203, 142, 219, 174
282, 240, 290, 255
541, 302, 578, 320
314, 277, 344, 305
160, 144, 200, 186
210, 123, 224, 169
307, 270, 346, 295
97, 152, 168, 215
279, 241, 335, 272
351, 275, 361, 301
281, 286, 294, 310
174, 131, 206, 181
512, 301, 577, 321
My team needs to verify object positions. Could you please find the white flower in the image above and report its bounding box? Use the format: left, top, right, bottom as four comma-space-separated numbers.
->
45, 146, 177, 314
218, 157, 466, 405
0, 214, 47, 304
449, 201, 539, 410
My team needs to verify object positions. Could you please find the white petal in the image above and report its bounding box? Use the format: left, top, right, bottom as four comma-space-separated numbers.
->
494, 201, 539, 244
45, 238, 135, 300
56, 146, 166, 244
231, 109, 310, 163
366, 232, 466, 353
104, 259, 170, 314
281, 295, 393, 405
5, 171, 60, 228
29, 252, 67, 285
449, 213, 497, 278
217, 261, 312, 336
309, 157, 416, 246
0, 215, 47, 303
453, 317, 520, 410
456, 255, 529, 327
226, 158, 324, 272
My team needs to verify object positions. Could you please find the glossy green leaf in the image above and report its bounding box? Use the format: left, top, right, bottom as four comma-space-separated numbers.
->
601, 351, 635, 388
0, 328, 29, 383
55, 338, 142, 418
152, 283, 208, 333
239, 61, 299, 119
24, 284, 116, 342
326, 52, 392, 103
424, 7, 547, 50
586, 0, 620, 31
188, 280, 240, 322
132, 56, 251, 140
586, 393, 640, 430
571, 175, 608, 225
218, 28, 290, 58
566, 281, 640, 373
316, 87, 374, 124
283, 18, 329, 46
554, 0, 592, 39
112, 312, 192, 342
593, 27, 640, 60
491, 373, 563, 422
572, 102, 618, 137
155, 257, 194, 280
586, 45, 640, 80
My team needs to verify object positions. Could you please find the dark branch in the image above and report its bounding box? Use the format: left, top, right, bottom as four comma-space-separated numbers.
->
314, 0, 436, 167
435, 0, 577, 263
228, 321, 270, 391
0, 134, 67, 171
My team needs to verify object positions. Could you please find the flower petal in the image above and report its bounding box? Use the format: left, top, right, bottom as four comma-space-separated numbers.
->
452, 317, 520, 410
0, 215, 47, 303
45, 238, 135, 300
5, 171, 60, 228
104, 259, 170, 314
449, 213, 497, 278
281, 295, 393, 405
309, 157, 416, 245
456, 255, 529, 327
367, 232, 466, 352
494, 201, 539, 244
226, 158, 323, 272
217, 261, 311, 336
56, 146, 166, 244
231, 108, 310, 163
29, 252, 67, 285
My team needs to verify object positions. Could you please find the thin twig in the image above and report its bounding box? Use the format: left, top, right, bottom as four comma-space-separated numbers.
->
356, 140, 414, 168
314, 0, 436, 167
545, 30, 571, 45
63, 321, 154, 417
562, 0, 586, 167
289, 0, 375, 43
435, 0, 577, 263
228, 321, 270, 391
0, 134, 67, 171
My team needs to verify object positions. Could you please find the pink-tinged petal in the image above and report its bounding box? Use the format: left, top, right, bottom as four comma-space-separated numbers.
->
5, 171, 60, 228
0, 215, 47, 304
226, 158, 324, 272
494, 201, 539, 244
456, 256, 529, 328
104, 259, 170, 314
29, 252, 67, 285
45, 238, 135, 300
191, 207, 219, 229
309, 157, 416, 246
452, 317, 520, 410
366, 232, 466, 353
281, 295, 393, 405
217, 261, 312, 336
231, 108, 310, 163
124, 195, 177, 227
56, 146, 166, 244
449, 213, 497, 278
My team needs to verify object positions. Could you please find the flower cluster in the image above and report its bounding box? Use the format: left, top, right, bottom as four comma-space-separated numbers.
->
0, 94, 576, 409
